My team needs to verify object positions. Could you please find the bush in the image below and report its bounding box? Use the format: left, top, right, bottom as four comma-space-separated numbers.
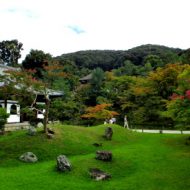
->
21, 107, 38, 127
0, 108, 9, 131
174, 123, 190, 130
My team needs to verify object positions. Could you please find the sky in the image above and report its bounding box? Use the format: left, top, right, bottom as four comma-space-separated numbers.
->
0, 0, 190, 62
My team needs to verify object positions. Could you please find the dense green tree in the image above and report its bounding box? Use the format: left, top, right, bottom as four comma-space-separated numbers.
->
90, 68, 105, 91
0, 108, 9, 133
22, 49, 52, 78
179, 49, 190, 64
49, 97, 84, 124
81, 68, 105, 106
143, 55, 164, 69
148, 63, 183, 99
113, 60, 138, 76
177, 65, 190, 93
0, 39, 23, 66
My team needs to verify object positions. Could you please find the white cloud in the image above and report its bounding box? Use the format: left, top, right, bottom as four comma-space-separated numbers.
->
0, 0, 190, 62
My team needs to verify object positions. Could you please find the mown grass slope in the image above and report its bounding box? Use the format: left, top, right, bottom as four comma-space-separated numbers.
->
0, 124, 189, 190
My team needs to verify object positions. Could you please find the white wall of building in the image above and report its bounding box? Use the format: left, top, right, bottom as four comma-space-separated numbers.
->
0, 100, 20, 123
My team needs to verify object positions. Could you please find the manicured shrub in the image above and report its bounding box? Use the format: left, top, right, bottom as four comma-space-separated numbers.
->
0, 107, 9, 132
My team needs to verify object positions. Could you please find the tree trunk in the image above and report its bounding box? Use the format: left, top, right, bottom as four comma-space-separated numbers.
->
4, 98, 7, 110
43, 96, 50, 134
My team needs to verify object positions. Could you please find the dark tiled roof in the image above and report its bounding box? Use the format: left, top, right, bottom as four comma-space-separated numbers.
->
79, 73, 92, 81
0, 64, 63, 96
0, 64, 20, 75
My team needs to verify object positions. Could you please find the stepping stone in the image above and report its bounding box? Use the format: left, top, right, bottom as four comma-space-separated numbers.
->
89, 168, 111, 181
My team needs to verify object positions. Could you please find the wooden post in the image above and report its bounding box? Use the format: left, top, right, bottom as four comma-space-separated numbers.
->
43, 95, 50, 134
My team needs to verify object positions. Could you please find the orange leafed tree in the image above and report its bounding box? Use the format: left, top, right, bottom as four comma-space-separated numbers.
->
81, 103, 119, 120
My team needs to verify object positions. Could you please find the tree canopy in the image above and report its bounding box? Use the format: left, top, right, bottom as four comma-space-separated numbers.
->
0, 39, 23, 66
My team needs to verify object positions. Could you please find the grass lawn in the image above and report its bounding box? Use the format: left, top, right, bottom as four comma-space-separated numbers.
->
0, 124, 189, 190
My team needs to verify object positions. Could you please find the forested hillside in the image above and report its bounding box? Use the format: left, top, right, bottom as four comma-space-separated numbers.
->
56, 44, 182, 70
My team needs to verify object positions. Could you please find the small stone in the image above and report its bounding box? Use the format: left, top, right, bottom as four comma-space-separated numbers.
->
19, 152, 38, 163
96, 150, 112, 161
93, 143, 102, 147
57, 155, 71, 172
89, 168, 111, 181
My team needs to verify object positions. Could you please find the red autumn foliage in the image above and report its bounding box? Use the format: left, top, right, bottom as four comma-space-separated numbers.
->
185, 90, 190, 99
170, 90, 190, 100
170, 93, 179, 100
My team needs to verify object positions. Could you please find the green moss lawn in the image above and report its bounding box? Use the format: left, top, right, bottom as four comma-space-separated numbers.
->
0, 124, 189, 190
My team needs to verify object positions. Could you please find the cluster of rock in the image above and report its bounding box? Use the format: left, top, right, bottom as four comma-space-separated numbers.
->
27, 125, 55, 139
90, 127, 113, 180
19, 126, 114, 181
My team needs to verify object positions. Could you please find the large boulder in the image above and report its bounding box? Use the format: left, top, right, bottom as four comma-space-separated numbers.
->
103, 127, 113, 140
89, 168, 111, 181
19, 152, 38, 163
96, 150, 112, 161
57, 155, 71, 172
